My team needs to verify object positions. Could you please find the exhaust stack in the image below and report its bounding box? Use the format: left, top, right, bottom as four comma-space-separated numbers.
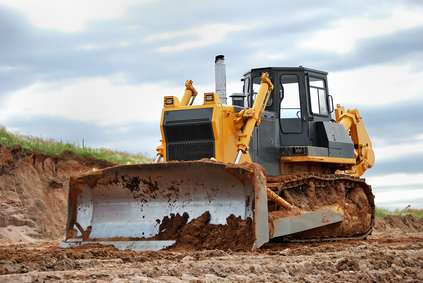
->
215, 55, 227, 104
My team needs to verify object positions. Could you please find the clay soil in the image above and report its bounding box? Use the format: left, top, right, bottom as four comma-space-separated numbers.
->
1, 144, 423, 282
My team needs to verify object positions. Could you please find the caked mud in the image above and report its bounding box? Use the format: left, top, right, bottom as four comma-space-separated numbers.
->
268, 174, 374, 239
156, 212, 255, 252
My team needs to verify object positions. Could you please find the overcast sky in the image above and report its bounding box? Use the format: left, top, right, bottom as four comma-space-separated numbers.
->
1, 0, 422, 209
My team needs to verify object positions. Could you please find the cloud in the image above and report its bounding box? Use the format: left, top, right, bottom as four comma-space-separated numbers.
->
146, 23, 246, 53
1, 0, 421, 99
0, 65, 13, 71
1, 0, 423, 210
301, 8, 423, 53
329, 64, 423, 107
374, 190, 423, 210
0, 0, 153, 32
76, 44, 105, 51
368, 173, 423, 188
0, 76, 186, 125
370, 155, 423, 176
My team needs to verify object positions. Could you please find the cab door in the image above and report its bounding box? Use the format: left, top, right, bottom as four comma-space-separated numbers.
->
279, 74, 303, 134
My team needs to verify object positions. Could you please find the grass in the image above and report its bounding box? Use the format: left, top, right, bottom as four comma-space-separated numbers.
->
0, 125, 154, 164
375, 206, 423, 219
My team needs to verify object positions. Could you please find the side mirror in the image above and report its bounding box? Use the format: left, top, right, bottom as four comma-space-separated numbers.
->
328, 95, 334, 113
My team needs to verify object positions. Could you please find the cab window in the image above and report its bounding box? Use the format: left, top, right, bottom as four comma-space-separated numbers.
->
309, 77, 328, 115
280, 75, 301, 118
252, 76, 273, 108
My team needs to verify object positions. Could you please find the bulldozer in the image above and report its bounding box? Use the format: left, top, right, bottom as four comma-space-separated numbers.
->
60, 55, 375, 251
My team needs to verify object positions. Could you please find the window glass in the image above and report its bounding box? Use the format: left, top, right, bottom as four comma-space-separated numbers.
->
318, 89, 328, 114
280, 75, 301, 118
309, 77, 328, 115
252, 77, 260, 104
310, 87, 319, 114
252, 76, 273, 107
243, 78, 250, 107
309, 77, 325, 88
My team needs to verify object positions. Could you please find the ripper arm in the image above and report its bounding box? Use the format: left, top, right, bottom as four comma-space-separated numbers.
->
335, 104, 375, 176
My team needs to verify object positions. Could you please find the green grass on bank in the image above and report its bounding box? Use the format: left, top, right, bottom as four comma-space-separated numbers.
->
375, 206, 423, 219
0, 125, 153, 164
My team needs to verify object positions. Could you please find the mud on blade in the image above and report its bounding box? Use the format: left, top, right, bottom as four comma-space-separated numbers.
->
61, 161, 268, 251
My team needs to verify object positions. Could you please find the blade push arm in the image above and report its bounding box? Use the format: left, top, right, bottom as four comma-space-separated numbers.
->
180, 80, 198, 106
235, 73, 273, 164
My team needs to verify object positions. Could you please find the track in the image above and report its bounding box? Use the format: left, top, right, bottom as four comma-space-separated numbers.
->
267, 173, 375, 242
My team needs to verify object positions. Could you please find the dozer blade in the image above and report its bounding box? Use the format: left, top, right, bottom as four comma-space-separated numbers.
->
60, 161, 270, 251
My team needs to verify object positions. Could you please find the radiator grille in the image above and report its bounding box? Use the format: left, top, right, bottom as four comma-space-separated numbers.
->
168, 141, 214, 161
164, 122, 215, 161
165, 123, 213, 142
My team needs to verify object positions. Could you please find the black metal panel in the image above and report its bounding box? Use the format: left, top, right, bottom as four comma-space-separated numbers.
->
164, 108, 214, 124
280, 146, 329, 157
251, 111, 280, 176
316, 121, 354, 158
168, 141, 214, 161
163, 108, 215, 161
280, 118, 302, 134
165, 123, 213, 142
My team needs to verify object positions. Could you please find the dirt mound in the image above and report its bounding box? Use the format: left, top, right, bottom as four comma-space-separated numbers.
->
145, 211, 255, 252
374, 214, 423, 233
165, 212, 255, 252
0, 144, 115, 243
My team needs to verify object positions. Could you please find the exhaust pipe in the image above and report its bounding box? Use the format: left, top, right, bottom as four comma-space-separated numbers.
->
215, 55, 227, 104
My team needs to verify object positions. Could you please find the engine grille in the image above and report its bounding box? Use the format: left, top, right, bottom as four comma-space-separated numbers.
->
164, 122, 215, 161
168, 141, 214, 161
165, 123, 213, 142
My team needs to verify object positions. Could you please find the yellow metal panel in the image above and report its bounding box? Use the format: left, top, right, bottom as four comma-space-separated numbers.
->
158, 103, 249, 163
280, 155, 356, 164
221, 107, 252, 163
210, 104, 221, 160
158, 108, 167, 161
211, 104, 252, 163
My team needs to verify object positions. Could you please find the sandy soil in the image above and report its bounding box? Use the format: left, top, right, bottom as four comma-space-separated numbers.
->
0, 144, 422, 282
1, 228, 422, 282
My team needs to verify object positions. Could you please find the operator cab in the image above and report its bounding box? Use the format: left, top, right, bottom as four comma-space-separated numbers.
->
240, 67, 353, 176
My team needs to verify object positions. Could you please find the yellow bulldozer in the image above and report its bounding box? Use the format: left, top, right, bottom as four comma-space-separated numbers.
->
60, 56, 375, 251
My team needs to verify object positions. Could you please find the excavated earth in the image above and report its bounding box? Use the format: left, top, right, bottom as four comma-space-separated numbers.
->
1, 144, 423, 282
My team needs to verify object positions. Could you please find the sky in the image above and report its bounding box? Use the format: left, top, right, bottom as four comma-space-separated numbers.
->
0, 0, 422, 209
